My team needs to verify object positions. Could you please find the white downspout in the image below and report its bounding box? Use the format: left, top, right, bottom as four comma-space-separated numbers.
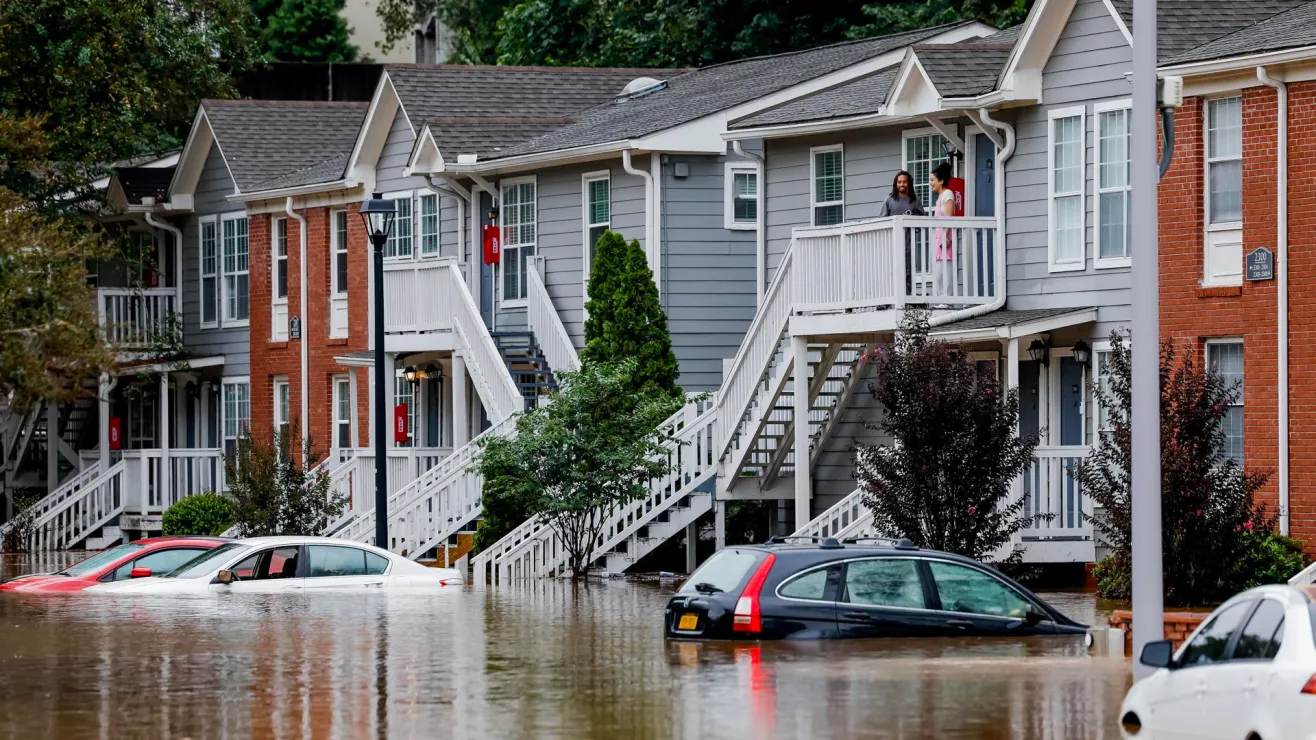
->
732, 140, 766, 307
284, 197, 309, 466
622, 149, 658, 282
1258, 66, 1289, 534
929, 108, 1015, 328
143, 212, 183, 313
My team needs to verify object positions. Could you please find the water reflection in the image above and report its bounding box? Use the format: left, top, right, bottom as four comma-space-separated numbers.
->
0, 555, 1129, 739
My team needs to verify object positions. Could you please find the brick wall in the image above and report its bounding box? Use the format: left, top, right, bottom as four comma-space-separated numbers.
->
248, 202, 372, 460
1159, 82, 1316, 546
1108, 610, 1210, 656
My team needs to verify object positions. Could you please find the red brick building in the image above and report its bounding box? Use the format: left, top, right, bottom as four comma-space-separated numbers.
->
1159, 25, 1316, 545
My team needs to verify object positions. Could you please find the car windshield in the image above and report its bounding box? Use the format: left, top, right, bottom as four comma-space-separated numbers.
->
679, 549, 761, 595
58, 544, 144, 576
164, 543, 251, 579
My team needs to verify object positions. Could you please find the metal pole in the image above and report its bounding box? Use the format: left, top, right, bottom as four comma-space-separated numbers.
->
373, 233, 389, 549
1131, 0, 1163, 676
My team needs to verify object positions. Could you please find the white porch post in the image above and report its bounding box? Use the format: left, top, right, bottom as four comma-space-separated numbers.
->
384, 353, 396, 449
792, 334, 811, 528
160, 372, 171, 509
45, 404, 58, 494
715, 500, 727, 550
1007, 337, 1020, 393
452, 353, 469, 447
98, 373, 112, 469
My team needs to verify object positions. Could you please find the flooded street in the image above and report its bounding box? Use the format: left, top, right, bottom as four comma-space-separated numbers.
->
1, 554, 1130, 739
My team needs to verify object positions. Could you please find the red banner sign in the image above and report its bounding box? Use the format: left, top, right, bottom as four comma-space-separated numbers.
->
108, 417, 121, 450
948, 176, 965, 217
482, 224, 501, 265
393, 405, 408, 443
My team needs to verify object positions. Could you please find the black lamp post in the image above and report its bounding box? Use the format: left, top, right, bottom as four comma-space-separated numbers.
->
360, 192, 396, 548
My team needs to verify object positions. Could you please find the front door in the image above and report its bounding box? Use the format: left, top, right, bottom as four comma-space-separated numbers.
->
1058, 356, 1084, 446
479, 190, 496, 329
973, 133, 996, 296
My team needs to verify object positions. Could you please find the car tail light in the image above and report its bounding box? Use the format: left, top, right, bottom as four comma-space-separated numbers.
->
732, 554, 776, 634
1301, 674, 1316, 695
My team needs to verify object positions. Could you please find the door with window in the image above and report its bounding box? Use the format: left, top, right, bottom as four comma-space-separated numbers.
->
926, 560, 1045, 635
302, 545, 390, 590
836, 558, 942, 638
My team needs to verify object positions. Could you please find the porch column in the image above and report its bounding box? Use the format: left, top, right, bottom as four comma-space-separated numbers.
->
98, 373, 112, 470
46, 403, 58, 494
714, 500, 726, 550
1007, 337, 1020, 392
160, 372, 171, 509
452, 353, 469, 447
792, 334, 811, 528
384, 353, 396, 449
685, 521, 698, 573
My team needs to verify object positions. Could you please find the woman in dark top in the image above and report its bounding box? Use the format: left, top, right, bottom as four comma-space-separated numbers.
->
878, 170, 925, 217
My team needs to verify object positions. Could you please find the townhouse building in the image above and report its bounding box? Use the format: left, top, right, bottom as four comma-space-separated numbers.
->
1157, 0, 1316, 548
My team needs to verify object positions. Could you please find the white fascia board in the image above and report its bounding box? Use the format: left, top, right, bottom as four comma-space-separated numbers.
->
347, 73, 403, 175
226, 178, 358, 203
405, 124, 446, 175
634, 115, 729, 153
1099, 0, 1133, 45
454, 139, 632, 175
168, 109, 216, 202
724, 111, 940, 141
999, 0, 1079, 86
887, 57, 943, 117
1160, 44, 1316, 77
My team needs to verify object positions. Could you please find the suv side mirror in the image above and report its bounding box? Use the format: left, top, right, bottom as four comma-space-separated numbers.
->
215, 569, 236, 585
129, 567, 152, 579
1140, 640, 1176, 669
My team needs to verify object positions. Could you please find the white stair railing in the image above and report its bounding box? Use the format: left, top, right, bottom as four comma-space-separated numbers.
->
446, 263, 523, 421
792, 488, 877, 541
473, 394, 718, 584
24, 460, 126, 551
528, 258, 580, 374
0, 462, 101, 541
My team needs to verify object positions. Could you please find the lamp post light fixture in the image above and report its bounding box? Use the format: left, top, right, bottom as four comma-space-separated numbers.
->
360, 192, 396, 549
1027, 338, 1050, 366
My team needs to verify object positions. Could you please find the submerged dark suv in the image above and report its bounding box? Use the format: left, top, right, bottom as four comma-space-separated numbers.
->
664, 538, 1087, 640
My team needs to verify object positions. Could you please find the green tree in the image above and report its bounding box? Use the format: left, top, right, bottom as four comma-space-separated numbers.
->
854, 310, 1040, 565
581, 230, 681, 398
261, 0, 360, 62
226, 422, 344, 537
848, 0, 1027, 40
475, 360, 684, 577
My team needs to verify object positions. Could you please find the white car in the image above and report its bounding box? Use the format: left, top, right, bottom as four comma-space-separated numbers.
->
1120, 584, 1316, 739
84, 536, 463, 594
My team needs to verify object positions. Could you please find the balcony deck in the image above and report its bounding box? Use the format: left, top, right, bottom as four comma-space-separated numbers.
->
98, 287, 177, 349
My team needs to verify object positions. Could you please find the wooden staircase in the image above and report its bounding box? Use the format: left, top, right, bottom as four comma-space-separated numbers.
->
491, 330, 559, 411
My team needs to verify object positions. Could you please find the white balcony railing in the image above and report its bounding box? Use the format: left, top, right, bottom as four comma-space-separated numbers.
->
792, 216, 999, 314
1020, 445, 1093, 537
98, 288, 177, 348
383, 258, 459, 334
120, 448, 226, 514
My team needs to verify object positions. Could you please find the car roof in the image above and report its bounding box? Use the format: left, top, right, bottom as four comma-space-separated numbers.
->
741, 537, 981, 565
133, 536, 230, 545
232, 535, 390, 551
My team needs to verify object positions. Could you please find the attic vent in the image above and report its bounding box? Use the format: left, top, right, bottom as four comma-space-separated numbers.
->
618, 77, 665, 99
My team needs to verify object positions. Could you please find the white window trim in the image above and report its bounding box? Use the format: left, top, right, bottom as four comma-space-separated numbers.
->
723, 162, 759, 231
417, 191, 441, 258
271, 217, 289, 306
198, 214, 219, 329
383, 190, 416, 261
1047, 105, 1087, 274
1203, 95, 1244, 287
1094, 98, 1133, 269
499, 175, 537, 308
1090, 339, 1114, 442
332, 375, 352, 450
219, 211, 250, 329
1205, 337, 1245, 462
329, 209, 349, 339
582, 170, 611, 291
902, 126, 957, 203
273, 376, 291, 435
962, 125, 983, 218
221, 376, 251, 443
809, 144, 844, 227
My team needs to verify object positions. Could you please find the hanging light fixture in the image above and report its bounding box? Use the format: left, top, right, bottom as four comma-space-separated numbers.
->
1072, 340, 1092, 367
1027, 339, 1050, 366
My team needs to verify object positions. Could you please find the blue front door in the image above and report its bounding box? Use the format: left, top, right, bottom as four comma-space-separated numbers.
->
479, 190, 495, 329
973, 133, 996, 296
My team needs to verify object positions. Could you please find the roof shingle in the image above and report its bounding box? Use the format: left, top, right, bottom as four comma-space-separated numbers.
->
913, 42, 1014, 97
1162, 0, 1316, 65
203, 100, 367, 192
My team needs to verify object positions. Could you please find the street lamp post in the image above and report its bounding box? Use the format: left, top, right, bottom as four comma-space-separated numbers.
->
360, 193, 397, 549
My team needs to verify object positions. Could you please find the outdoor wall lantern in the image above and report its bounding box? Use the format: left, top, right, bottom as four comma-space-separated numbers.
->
402, 365, 428, 386
1072, 340, 1092, 368
361, 192, 397, 550
1027, 339, 1050, 366
424, 362, 443, 380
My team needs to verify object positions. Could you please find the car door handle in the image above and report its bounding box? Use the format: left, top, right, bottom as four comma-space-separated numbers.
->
947, 620, 974, 630
841, 611, 874, 620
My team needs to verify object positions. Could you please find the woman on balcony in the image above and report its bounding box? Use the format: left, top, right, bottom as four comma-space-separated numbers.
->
880, 171, 925, 297
930, 163, 956, 303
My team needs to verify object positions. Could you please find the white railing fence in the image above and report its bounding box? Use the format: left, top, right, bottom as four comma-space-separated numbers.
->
1020, 445, 1092, 535
792, 216, 998, 314
0, 462, 101, 542
324, 447, 453, 525
446, 263, 524, 422
120, 448, 226, 513
792, 488, 877, 541
98, 288, 177, 348
24, 460, 126, 551
528, 258, 581, 374
383, 258, 459, 333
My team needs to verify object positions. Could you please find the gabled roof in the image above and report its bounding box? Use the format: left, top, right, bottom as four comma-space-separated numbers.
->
478, 23, 982, 162
202, 100, 368, 193
913, 42, 1015, 98
115, 167, 175, 204
1161, 0, 1316, 66
1120, 0, 1311, 61
426, 116, 573, 159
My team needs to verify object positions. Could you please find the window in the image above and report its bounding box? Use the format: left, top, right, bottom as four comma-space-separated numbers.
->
308, 546, 370, 577
230, 546, 300, 581
419, 193, 439, 256
1207, 340, 1244, 464
273, 377, 290, 441
724, 164, 758, 229
394, 373, 416, 448
904, 132, 951, 209
111, 548, 208, 581
501, 178, 536, 303
330, 210, 349, 339
1093, 346, 1120, 441
778, 567, 832, 601
928, 561, 1032, 618
222, 378, 250, 458
811, 146, 844, 226
130, 230, 156, 286
127, 391, 156, 449
364, 551, 389, 575
843, 559, 926, 609
1180, 600, 1253, 666
386, 193, 413, 258
1048, 107, 1085, 272
1207, 97, 1243, 225
221, 214, 250, 324
273, 217, 288, 302
1096, 100, 1132, 266
584, 173, 610, 276
1232, 599, 1285, 660
334, 376, 352, 449
677, 549, 758, 595
200, 218, 219, 327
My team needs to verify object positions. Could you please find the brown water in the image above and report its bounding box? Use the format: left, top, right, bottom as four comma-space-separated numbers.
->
0, 553, 1131, 739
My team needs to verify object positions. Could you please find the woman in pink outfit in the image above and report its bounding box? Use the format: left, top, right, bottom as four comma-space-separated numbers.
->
930, 162, 956, 301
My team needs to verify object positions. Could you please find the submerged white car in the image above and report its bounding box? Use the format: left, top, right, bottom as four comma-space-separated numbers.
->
84, 536, 463, 594
1120, 584, 1316, 740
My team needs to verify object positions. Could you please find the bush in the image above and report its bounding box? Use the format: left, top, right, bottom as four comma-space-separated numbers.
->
1093, 553, 1132, 601
1234, 529, 1309, 588
161, 492, 236, 537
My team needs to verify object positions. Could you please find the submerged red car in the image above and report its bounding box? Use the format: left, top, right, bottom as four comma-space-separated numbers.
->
0, 536, 228, 593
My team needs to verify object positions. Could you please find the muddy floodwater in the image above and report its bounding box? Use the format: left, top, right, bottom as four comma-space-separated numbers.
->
0, 553, 1131, 739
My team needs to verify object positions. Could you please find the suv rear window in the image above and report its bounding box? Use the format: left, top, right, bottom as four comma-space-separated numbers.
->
679, 549, 761, 595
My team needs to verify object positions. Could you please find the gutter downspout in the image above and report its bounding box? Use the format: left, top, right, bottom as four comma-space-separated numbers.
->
1258, 66, 1290, 534
732, 140, 766, 307
622, 149, 659, 283
143, 211, 184, 314
284, 197, 309, 467
929, 108, 1015, 329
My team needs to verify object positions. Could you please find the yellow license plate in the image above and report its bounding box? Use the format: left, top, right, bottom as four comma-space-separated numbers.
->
678, 614, 699, 630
